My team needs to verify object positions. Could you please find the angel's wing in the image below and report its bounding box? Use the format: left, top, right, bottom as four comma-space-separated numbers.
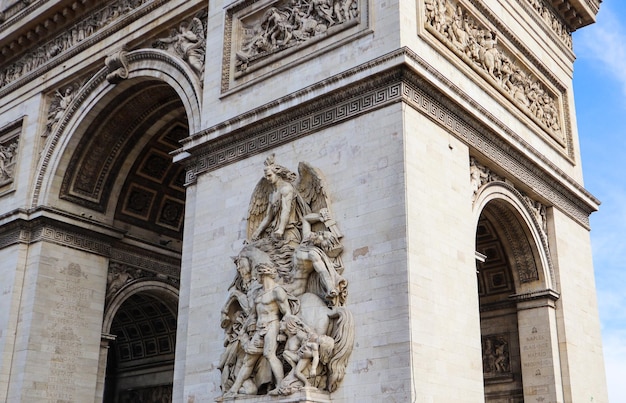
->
246, 177, 272, 240
297, 162, 336, 234
190, 17, 206, 44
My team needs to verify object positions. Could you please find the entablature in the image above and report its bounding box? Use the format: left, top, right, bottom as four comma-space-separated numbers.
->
0, 0, 98, 65
174, 49, 599, 229
551, 0, 601, 31
0, 206, 182, 270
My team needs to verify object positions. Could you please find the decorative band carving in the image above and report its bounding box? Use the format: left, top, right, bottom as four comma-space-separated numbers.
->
423, 0, 570, 156
183, 53, 595, 228
31, 225, 112, 256
0, 0, 168, 97
0, 215, 181, 274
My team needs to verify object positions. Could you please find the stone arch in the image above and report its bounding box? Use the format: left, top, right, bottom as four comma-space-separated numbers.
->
472, 180, 564, 402
473, 181, 554, 293
32, 48, 202, 210
102, 279, 179, 334
99, 279, 180, 402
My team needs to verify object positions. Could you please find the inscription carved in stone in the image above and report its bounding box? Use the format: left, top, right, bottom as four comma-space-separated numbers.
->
424, 0, 563, 139
220, 155, 354, 399
232, 0, 360, 75
46, 263, 89, 401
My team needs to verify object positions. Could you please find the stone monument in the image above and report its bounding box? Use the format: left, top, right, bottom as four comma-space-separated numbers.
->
0, 0, 608, 402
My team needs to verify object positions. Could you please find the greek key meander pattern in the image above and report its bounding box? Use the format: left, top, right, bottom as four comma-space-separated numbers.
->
185, 65, 592, 228
185, 79, 402, 184
0, 222, 179, 277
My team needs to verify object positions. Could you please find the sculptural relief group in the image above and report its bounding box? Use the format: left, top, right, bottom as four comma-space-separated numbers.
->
425, 0, 563, 137
219, 155, 354, 398
235, 0, 360, 73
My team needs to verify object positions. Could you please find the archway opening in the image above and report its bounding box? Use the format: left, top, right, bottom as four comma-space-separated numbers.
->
476, 201, 531, 402
103, 292, 178, 402
54, 76, 189, 401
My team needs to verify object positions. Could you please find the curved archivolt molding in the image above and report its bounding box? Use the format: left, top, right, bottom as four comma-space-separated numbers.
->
473, 181, 555, 293
102, 279, 179, 334
32, 48, 202, 209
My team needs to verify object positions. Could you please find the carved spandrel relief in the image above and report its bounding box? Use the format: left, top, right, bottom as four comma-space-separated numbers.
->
0, 0, 151, 89
231, 0, 360, 76
220, 155, 354, 399
44, 80, 86, 138
470, 156, 503, 198
106, 261, 180, 302
424, 0, 564, 141
470, 157, 547, 236
152, 12, 207, 80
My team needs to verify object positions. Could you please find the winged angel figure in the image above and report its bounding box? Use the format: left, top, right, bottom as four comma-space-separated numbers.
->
219, 154, 354, 398
154, 16, 205, 78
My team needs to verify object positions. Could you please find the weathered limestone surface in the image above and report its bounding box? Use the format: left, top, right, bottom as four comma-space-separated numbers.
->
0, 0, 608, 401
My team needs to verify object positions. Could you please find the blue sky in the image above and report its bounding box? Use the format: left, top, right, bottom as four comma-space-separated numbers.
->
573, 1, 626, 400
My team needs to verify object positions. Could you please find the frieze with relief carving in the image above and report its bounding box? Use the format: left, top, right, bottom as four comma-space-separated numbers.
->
106, 261, 180, 302
0, 0, 152, 89
522, 0, 572, 49
219, 155, 354, 399
424, 0, 564, 140
231, 0, 360, 76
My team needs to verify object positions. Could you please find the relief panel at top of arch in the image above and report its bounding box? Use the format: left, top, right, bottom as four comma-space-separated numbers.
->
420, 0, 573, 160
222, 0, 369, 92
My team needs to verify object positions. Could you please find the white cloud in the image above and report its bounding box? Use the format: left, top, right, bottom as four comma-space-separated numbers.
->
576, 5, 626, 97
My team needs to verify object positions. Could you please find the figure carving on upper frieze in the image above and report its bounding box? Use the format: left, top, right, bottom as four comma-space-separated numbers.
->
0, 0, 150, 89
425, 0, 563, 137
153, 15, 206, 79
524, 0, 573, 48
235, 0, 360, 73
219, 155, 354, 399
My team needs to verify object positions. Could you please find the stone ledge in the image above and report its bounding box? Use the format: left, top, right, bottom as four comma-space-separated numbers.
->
217, 388, 331, 403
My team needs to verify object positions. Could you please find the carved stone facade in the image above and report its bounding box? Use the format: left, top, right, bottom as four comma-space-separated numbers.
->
0, 0, 608, 402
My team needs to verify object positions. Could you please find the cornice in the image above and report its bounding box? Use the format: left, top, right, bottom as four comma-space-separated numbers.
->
179, 48, 597, 229
0, 0, 96, 60
0, 0, 169, 97
0, 207, 180, 274
549, 0, 601, 30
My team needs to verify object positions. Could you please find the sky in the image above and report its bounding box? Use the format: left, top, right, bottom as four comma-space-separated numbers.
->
573, 1, 626, 401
